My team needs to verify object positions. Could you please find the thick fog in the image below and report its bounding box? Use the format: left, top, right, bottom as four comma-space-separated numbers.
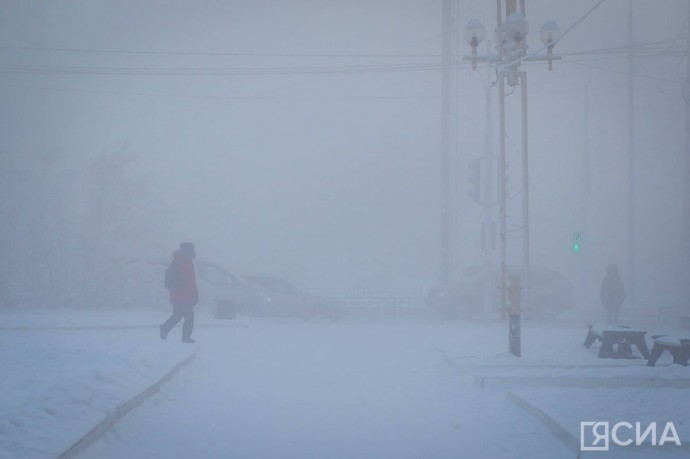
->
0, 0, 687, 310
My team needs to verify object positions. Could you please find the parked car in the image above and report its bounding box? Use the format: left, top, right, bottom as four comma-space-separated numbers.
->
139, 258, 272, 318
244, 275, 344, 320
427, 266, 575, 320
195, 261, 273, 318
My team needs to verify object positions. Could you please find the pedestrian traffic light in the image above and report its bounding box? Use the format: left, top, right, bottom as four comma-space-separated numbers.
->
468, 158, 481, 203
504, 161, 509, 194
572, 231, 582, 254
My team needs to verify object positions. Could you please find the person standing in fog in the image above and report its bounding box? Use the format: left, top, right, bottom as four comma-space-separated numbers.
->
600, 264, 625, 325
160, 242, 199, 343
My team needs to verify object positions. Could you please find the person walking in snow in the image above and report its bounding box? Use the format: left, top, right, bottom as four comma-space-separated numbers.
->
600, 264, 625, 325
160, 242, 199, 343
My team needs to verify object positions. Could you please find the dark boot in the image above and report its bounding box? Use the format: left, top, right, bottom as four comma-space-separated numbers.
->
159, 324, 167, 340
181, 306, 195, 343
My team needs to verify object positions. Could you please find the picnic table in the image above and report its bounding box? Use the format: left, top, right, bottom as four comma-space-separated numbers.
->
583, 324, 650, 359
647, 335, 690, 367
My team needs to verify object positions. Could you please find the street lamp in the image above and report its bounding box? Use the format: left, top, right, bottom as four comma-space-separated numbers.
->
495, 12, 529, 85
463, 1, 559, 357
539, 20, 561, 70
464, 19, 485, 70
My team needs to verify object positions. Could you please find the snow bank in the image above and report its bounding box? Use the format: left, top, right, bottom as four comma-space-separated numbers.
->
0, 325, 196, 459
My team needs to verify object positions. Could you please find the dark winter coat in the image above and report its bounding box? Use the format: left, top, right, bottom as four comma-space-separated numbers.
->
600, 272, 625, 310
169, 250, 199, 306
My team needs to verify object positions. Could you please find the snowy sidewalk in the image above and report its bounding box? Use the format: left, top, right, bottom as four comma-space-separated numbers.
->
0, 326, 197, 459
73, 320, 575, 459
2, 311, 689, 459
509, 388, 690, 458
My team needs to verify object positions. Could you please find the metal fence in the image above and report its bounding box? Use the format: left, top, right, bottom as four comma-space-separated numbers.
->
658, 306, 690, 328
308, 287, 434, 320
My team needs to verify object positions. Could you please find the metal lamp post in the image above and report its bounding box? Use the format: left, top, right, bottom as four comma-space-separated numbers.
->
539, 21, 561, 71
464, 0, 560, 357
464, 19, 486, 71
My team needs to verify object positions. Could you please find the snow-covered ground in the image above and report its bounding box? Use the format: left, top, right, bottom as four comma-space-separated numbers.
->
1, 310, 688, 458
0, 324, 197, 459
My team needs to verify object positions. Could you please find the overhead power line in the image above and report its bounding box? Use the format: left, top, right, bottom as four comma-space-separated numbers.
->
499, 0, 609, 71
563, 60, 683, 83
0, 61, 453, 76
0, 43, 685, 79
0, 37, 683, 61
0, 45, 444, 59
556, 0, 609, 47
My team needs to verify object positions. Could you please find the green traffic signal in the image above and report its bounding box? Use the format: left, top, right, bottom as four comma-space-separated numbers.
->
572, 231, 581, 254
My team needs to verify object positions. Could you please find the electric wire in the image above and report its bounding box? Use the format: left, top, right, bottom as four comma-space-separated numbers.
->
0, 2, 684, 108
0, 45, 683, 80
498, 0, 609, 72
562, 60, 682, 84
0, 39, 684, 79
0, 45, 446, 59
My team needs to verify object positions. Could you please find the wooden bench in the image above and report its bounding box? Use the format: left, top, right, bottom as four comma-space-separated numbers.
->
647, 335, 690, 367
584, 324, 650, 359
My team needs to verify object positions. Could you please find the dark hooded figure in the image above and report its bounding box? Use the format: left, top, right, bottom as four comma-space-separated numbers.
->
600, 264, 625, 325
160, 242, 199, 343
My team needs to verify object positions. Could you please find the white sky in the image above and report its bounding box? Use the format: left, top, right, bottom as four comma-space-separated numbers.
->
0, 0, 687, 306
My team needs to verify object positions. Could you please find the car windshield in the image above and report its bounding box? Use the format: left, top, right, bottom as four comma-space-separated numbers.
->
246, 276, 298, 294
198, 263, 241, 285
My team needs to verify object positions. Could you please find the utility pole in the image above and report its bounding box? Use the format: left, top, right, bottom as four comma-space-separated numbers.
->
440, 0, 460, 287
497, 0, 528, 355
440, 0, 452, 287
482, 39, 495, 319
497, 16, 507, 321
520, 68, 530, 321
684, 0, 690, 308
627, 0, 636, 309
464, 0, 559, 355
498, 60, 508, 324
497, 0, 530, 327
582, 85, 591, 308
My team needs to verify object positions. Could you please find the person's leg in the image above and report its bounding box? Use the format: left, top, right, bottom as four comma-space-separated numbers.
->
182, 305, 195, 342
606, 308, 613, 325
613, 306, 620, 325
161, 304, 184, 338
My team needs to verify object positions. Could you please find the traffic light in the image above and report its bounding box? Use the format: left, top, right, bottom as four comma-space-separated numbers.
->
572, 231, 582, 254
468, 158, 481, 203
498, 161, 509, 198
504, 161, 509, 197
